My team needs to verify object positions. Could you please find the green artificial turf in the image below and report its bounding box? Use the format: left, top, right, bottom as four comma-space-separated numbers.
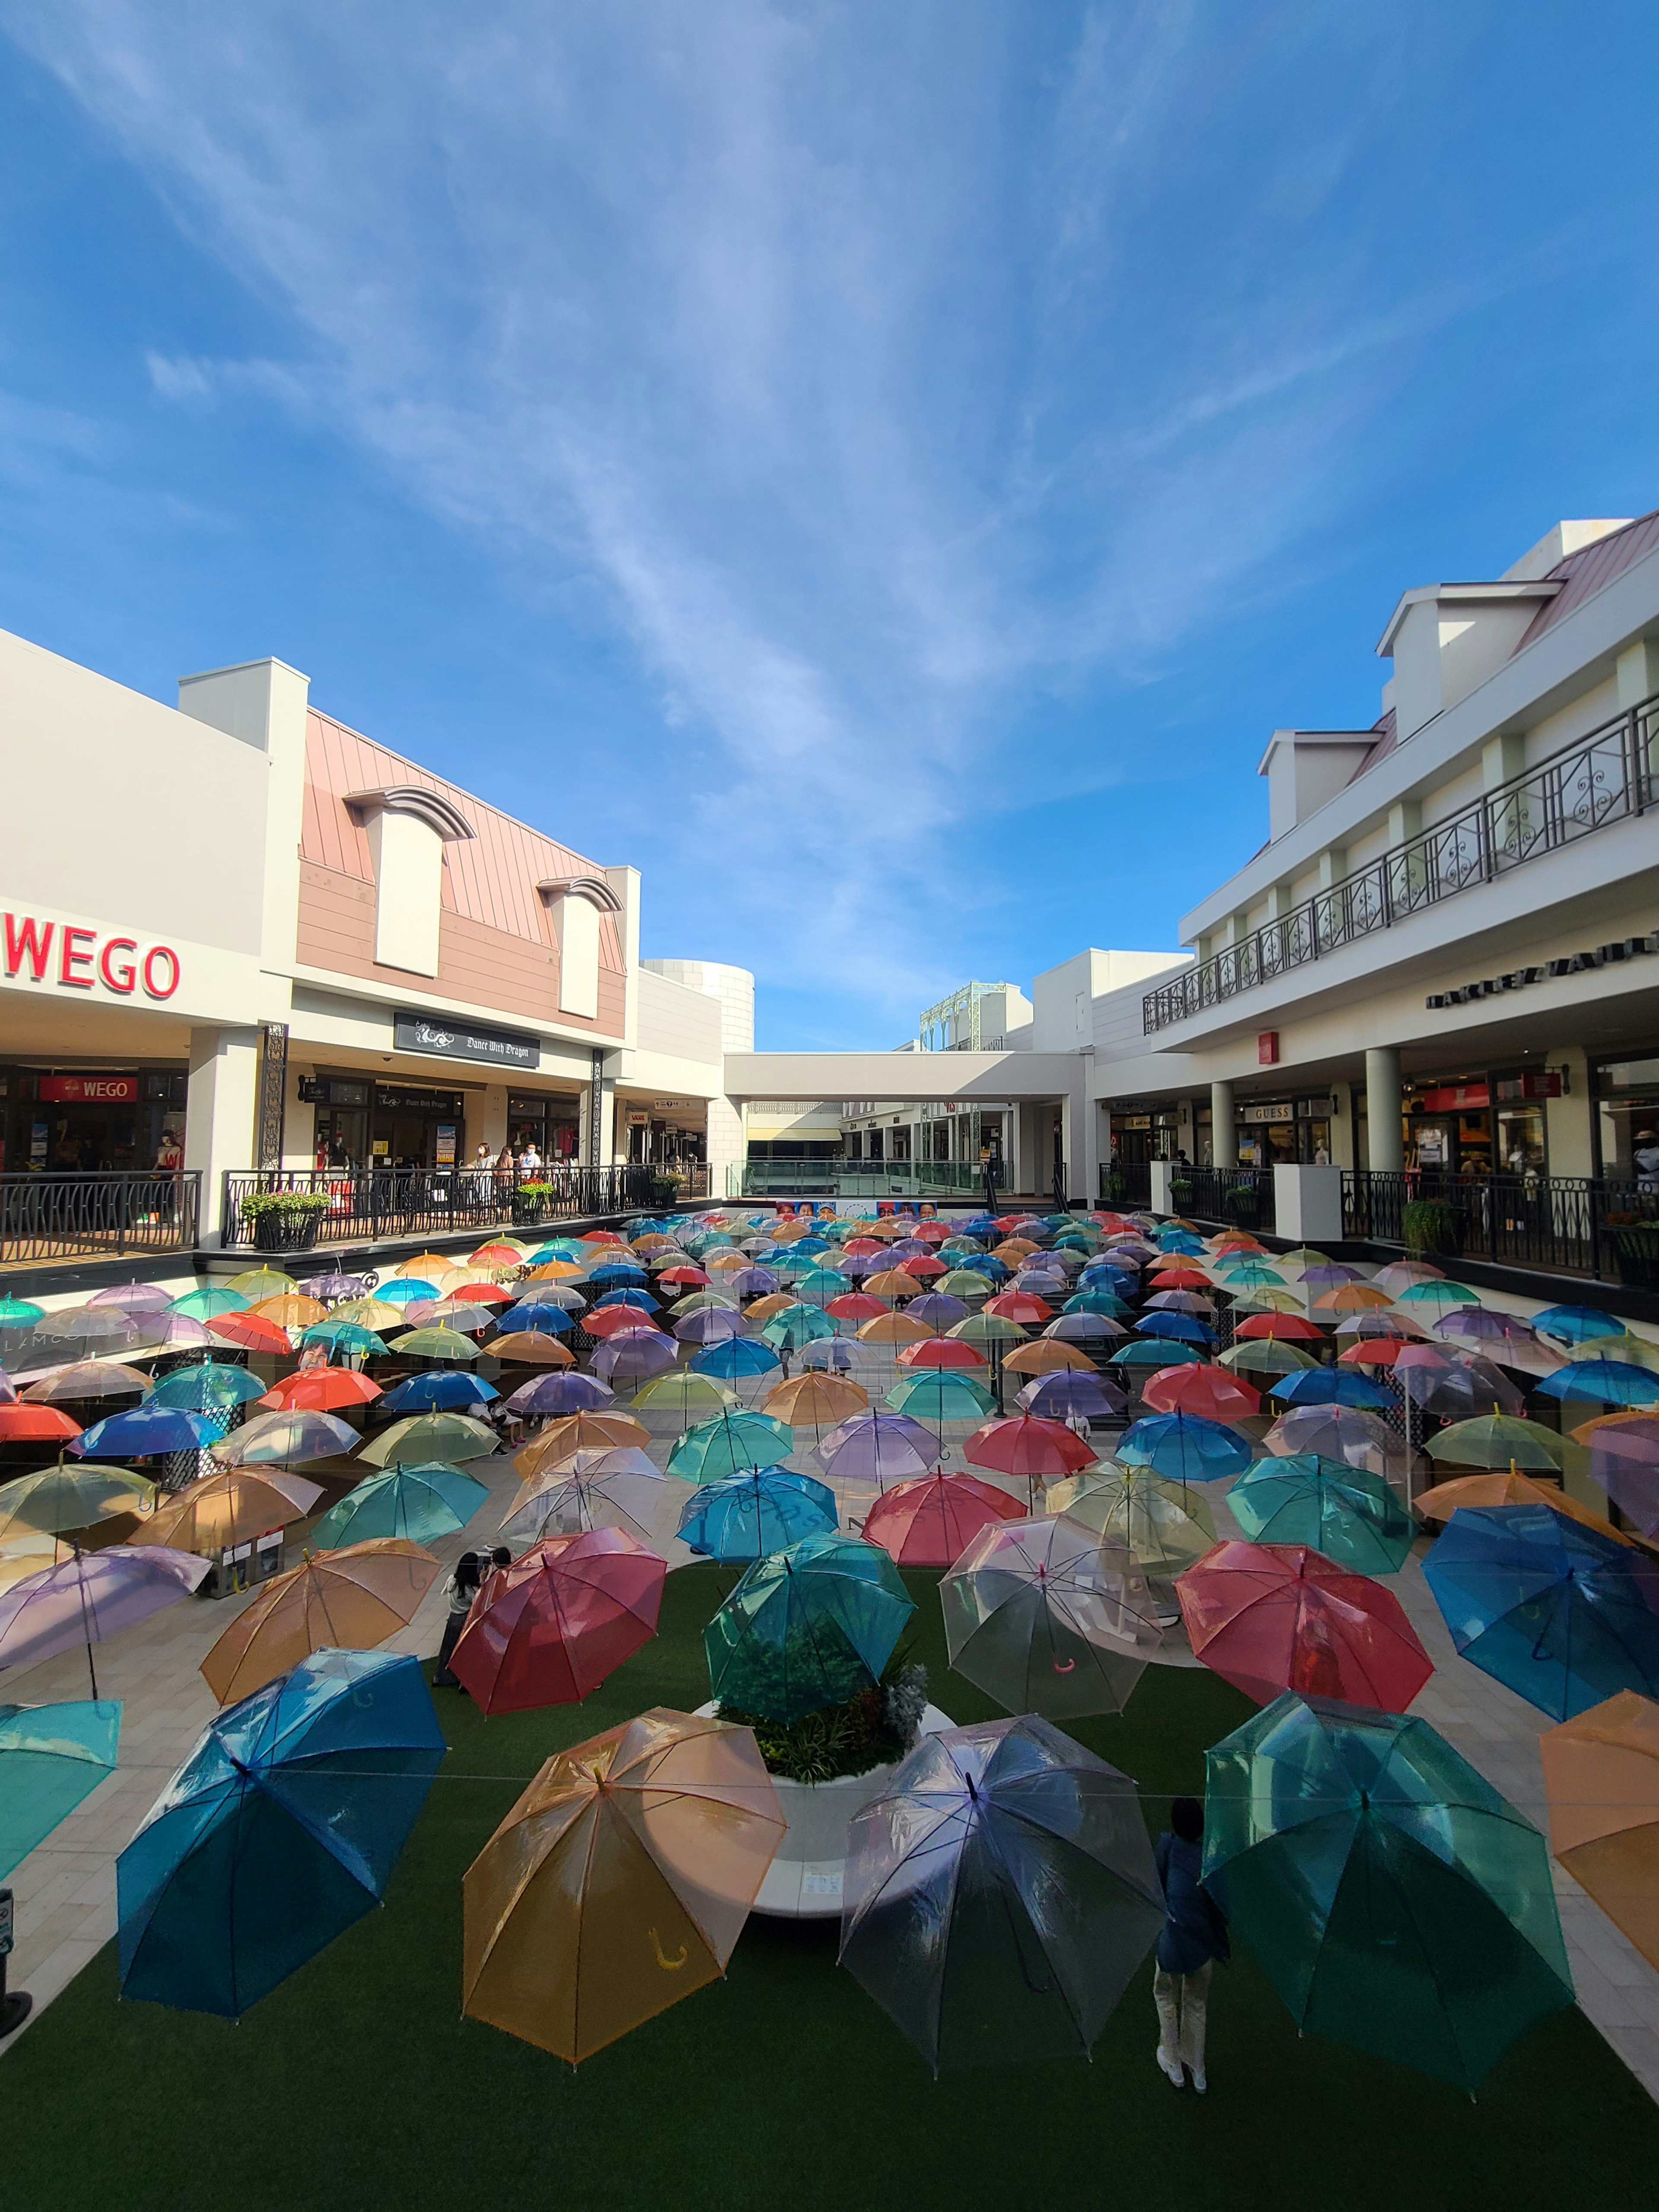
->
8, 1567, 1658, 2212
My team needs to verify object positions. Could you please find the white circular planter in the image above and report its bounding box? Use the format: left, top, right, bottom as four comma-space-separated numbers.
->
694, 1700, 954, 1920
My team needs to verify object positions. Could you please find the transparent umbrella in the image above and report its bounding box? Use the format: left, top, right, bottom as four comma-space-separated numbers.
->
942, 1517, 1163, 1718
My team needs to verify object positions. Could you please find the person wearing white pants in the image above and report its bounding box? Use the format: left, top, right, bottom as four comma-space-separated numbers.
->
1153, 1795, 1229, 2093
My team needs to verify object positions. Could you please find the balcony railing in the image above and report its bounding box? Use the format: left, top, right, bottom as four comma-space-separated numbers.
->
220, 1165, 659, 1251
1167, 1164, 1278, 1233
0, 1172, 202, 1268
1343, 1170, 1659, 1284
1144, 690, 1659, 1032
1101, 1161, 1152, 1208
733, 1160, 1007, 1200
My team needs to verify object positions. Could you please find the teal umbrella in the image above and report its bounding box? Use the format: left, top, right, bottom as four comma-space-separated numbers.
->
309, 1461, 488, 1549
704, 1532, 915, 1722
884, 1371, 997, 1422
168, 1288, 249, 1321
298, 1321, 389, 1357
0, 1298, 46, 1328
1536, 1360, 1659, 1410
1227, 1453, 1414, 1574
149, 1364, 268, 1414
1108, 1339, 1207, 1369
0, 1697, 122, 1881
1204, 1691, 1573, 2090
760, 1305, 837, 1353
795, 1268, 853, 1308
667, 1409, 794, 1481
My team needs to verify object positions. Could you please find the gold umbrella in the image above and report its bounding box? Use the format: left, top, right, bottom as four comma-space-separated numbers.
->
357, 1412, 500, 1466
856, 1312, 932, 1346
248, 1294, 328, 1329
514, 1411, 650, 1481
763, 1372, 869, 1425
1541, 1691, 1659, 1970
1414, 1468, 1634, 1545
1002, 1339, 1095, 1376
489, 1331, 576, 1368
397, 1252, 454, 1278
463, 1708, 784, 2061
140, 1468, 324, 1553
1049, 1462, 1216, 1576
199, 1536, 440, 1703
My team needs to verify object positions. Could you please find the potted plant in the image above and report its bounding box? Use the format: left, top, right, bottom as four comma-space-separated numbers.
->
512, 1180, 556, 1226
1602, 1211, 1659, 1290
1227, 1181, 1261, 1223
1402, 1196, 1462, 1259
650, 1164, 686, 1207
238, 1189, 331, 1253
1102, 1170, 1125, 1201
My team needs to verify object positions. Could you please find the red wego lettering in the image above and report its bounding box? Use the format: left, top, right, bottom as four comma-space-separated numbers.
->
2, 912, 180, 1000
39, 1076, 140, 1104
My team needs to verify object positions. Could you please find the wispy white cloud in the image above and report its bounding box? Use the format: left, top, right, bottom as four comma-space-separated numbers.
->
0, 0, 1525, 1030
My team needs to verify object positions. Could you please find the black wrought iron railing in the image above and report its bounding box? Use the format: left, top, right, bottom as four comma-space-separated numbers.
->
1168, 1164, 1278, 1233
734, 1160, 1008, 1200
0, 1172, 201, 1266
1144, 690, 1659, 1033
1101, 1160, 1151, 1208
220, 1165, 657, 1251
1342, 1170, 1659, 1284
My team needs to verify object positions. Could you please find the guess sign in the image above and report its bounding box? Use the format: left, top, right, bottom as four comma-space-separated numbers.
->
39, 1076, 140, 1104
3, 912, 180, 1000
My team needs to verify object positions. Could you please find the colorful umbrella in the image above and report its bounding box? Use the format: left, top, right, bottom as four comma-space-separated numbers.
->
963, 1413, 1092, 1484
1177, 1540, 1432, 1710
1425, 1414, 1565, 1472
156, 1364, 274, 1413
817, 1411, 940, 1488
212, 1408, 358, 1468
497, 1452, 670, 1551
941, 1516, 1161, 1717
677, 1469, 840, 1561
1017, 1370, 1126, 1423
0, 1460, 156, 1540
1417, 1470, 1633, 1546
390, 1325, 482, 1363
359, 1411, 500, 1467
513, 1412, 650, 1481
630, 1371, 739, 1420
1140, 1365, 1260, 1421
0, 1695, 122, 1881
20, 1361, 151, 1405
310, 1462, 488, 1549
378, 1372, 496, 1415
200, 1538, 442, 1704
118, 1648, 444, 2016
0, 1546, 209, 1694
862, 1472, 1026, 1567
667, 1410, 793, 1482
1227, 1454, 1414, 1575
1540, 1690, 1659, 1971
704, 1533, 914, 1722
141, 1468, 323, 1553
1537, 1360, 1659, 1410
1533, 1305, 1630, 1347
1117, 1412, 1253, 1482
1584, 1416, 1659, 1535
66, 1404, 216, 1462
487, 1330, 575, 1368
1048, 1464, 1215, 1578
1205, 1691, 1572, 2090
452, 1529, 665, 1714
1268, 1370, 1392, 1411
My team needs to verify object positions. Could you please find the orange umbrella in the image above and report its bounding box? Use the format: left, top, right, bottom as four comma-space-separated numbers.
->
993, 1239, 1039, 1261
398, 1253, 454, 1277
706, 1250, 752, 1272
261, 1369, 383, 1412
248, 1294, 328, 1329
489, 1330, 576, 1368
515, 1411, 651, 1480
1415, 1469, 1636, 1545
856, 1312, 933, 1346
199, 1536, 440, 1704
1002, 1339, 1095, 1376
763, 1372, 869, 1424
1313, 1285, 1395, 1314
1540, 1691, 1659, 1970
525, 1259, 587, 1281
0, 1405, 82, 1445
208, 1312, 291, 1355
462, 1709, 784, 2061
1572, 1408, 1659, 1446
140, 1468, 324, 1553
864, 1269, 922, 1300
1141, 1364, 1260, 1421
745, 1294, 796, 1322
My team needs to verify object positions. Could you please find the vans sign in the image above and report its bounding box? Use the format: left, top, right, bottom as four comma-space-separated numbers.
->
3, 911, 180, 1000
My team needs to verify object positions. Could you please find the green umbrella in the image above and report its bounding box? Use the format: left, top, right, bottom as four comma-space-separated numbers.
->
389, 1325, 481, 1363
1204, 1692, 1573, 2090
935, 1270, 994, 1297
1395, 1281, 1482, 1314
223, 1267, 299, 1301
0, 1461, 157, 1541
1227, 1453, 1415, 1573
309, 1461, 488, 1549
947, 1313, 1027, 1345
0, 1698, 122, 1884
884, 1371, 997, 1421
0, 1298, 47, 1328
298, 1321, 390, 1357
760, 1306, 836, 1353
1424, 1414, 1566, 1471
632, 1372, 741, 1419
168, 1287, 249, 1321
667, 1409, 794, 1481
1108, 1339, 1207, 1369
149, 1364, 269, 1413
356, 1411, 499, 1466
1217, 1339, 1320, 1378
668, 1290, 741, 1317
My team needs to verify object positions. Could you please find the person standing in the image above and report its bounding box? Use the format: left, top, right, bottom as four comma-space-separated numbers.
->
1635, 1129, 1659, 1195
432, 1551, 484, 1686
1153, 1795, 1229, 2094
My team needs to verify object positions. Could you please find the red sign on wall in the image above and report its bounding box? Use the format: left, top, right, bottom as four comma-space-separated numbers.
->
2, 912, 180, 1000
39, 1075, 140, 1104
1258, 1031, 1280, 1065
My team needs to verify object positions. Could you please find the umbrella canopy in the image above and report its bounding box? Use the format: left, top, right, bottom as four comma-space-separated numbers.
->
764, 1371, 869, 1425
1533, 1305, 1629, 1347
1584, 1416, 1659, 1535
1177, 1540, 1433, 1710
1017, 1370, 1127, 1423
118, 1648, 444, 2016
1417, 1470, 1634, 1545
495, 1302, 576, 1335
359, 1411, 500, 1467
704, 1533, 914, 1722
379, 1372, 497, 1415
1268, 1369, 1393, 1410
1220, 1338, 1320, 1379
224, 1267, 299, 1300
941, 1516, 1161, 1718
0, 1460, 156, 1541
200, 1538, 441, 1704
207, 1313, 293, 1356
488, 1330, 575, 1368
631, 1371, 738, 1419
1540, 1690, 1659, 1971
818, 1411, 940, 1488
497, 1452, 669, 1551
310, 1462, 488, 1549
70, 1405, 219, 1461
839, 1714, 1163, 2074
391, 1326, 483, 1364
1234, 1313, 1324, 1342
1423, 1503, 1659, 1720
462, 1708, 784, 2062
153, 1363, 274, 1413
1048, 1464, 1215, 1578
213, 1409, 359, 1468
1117, 1412, 1254, 1483
1204, 1691, 1573, 2089
1140, 1366, 1260, 1421
688, 1338, 781, 1385
1426, 1414, 1565, 1472
452, 1529, 666, 1713
667, 1410, 793, 1482
513, 1411, 650, 1481
963, 1414, 1093, 1484
248, 1294, 327, 1331
1537, 1359, 1659, 1409
885, 1371, 997, 1424
592, 1332, 679, 1381
20, 1361, 151, 1405
677, 1469, 840, 1562
0, 1546, 209, 1685
1003, 1338, 1097, 1376
142, 1468, 324, 1553
0, 1696, 122, 1881
1227, 1454, 1414, 1575
862, 1473, 1026, 1567
505, 1372, 615, 1416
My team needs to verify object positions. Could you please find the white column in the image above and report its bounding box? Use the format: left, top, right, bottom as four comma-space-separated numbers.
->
1149, 1160, 1175, 1216
706, 1095, 746, 1201
184, 1025, 260, 1247
1273, 1164, 1346, 1244
1365, 1046, 1403, 1173
1211, 1081, 1236, 1170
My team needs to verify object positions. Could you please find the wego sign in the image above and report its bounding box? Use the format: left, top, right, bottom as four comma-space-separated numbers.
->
2, 911, 180, 1001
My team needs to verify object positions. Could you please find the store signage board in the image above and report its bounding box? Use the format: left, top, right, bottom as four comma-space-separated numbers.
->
39, 1074, 140, 1104
1243, 1103, 1294, 1125
3, 910, 179, 1000
393, 1012, 539, 1071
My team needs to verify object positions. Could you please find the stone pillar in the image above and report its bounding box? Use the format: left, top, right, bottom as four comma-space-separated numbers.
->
1273, 1164, 1346, 1245
184, 1025, 261, 1247
1365, 1046, 1403, 1173
706, 1095, 747, 1202
1211, 1080, 1236, 1171
1149, 1160, 1175, 1216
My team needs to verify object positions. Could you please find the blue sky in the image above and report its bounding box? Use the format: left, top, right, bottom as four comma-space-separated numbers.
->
3, 4, 1658, 1049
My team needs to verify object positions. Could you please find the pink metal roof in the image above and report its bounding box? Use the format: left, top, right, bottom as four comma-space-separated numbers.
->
1514, 509, 1659, 650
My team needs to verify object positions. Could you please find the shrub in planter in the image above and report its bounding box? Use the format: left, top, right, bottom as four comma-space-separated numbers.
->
1603, 1213, 1659, 1290
1102, 1172, 1125, 1201
512, 1180, 556, 1224
1402, 1197, 1461, 1258
239, 1190, 330, 1252
1227, 1183, 1261, 1218
718, 1662, 928, 1785
1171, 1179, 1194, 1208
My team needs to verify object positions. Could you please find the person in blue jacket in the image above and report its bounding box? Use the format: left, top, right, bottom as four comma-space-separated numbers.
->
1153, 1795, 1230, 2093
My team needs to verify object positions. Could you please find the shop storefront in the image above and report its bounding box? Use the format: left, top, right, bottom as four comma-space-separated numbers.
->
302, 1076, 468, 1171
1111, 1105, 1182, 1166
508, 1091, 580, 1164
0, 1067, 188, 1174
1398, 1071, 1557, 1178
1230, 1095, 1335, 1169
1593, 1052, 1659, 1182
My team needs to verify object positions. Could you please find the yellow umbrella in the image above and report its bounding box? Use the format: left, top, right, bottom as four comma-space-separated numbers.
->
1002, 1339, 1095, 1376
248, 1294, 328, 1329
357, 1412, 500, 1466
763, 1372, 869, 1424
140, 1468, 324, 1553
199, 1537, 440, 1703
224, 1267, 299, 1300
1541, 1692, 1659, 1970
397, 1252, 454, 1278
514, 1411, 651, 1481
463, 1708, 785, 2061
328, 1297, 405, 1328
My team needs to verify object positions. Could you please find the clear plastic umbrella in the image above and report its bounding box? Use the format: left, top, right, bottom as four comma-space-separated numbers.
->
941, 1517, 1163, 1718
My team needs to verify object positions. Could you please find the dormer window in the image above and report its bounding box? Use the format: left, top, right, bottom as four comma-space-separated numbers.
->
344, 786, 475, 976
538, 875, 622, 1019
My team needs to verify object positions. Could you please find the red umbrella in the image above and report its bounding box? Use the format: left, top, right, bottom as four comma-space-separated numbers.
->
1141, 1365, 1260, 1421
899, 1253, 947, 1278
913, 1221, 952, 1243
964, 1414, 1093, 1481
1338, 1338, 1405, 1368
260, 1369, 383, 1411
862, 1474, 1026, 1567
1148, 1265, 1211, 1289
658, 1265, 710, 1287
896, 1338, 988, 1371
984, 1291, 1053, 1325
0, 1404, 81, 1444
843, 1238, 883, 1255
1233, 1313, 1323, 1342
826, 1293, 887, 1322
584, 1306, 661, 1339
451, 1527, 665, 1714
1176, 1539, 1432, 1710
448, 1281, 513, 1306
208, 1312, 292, 1354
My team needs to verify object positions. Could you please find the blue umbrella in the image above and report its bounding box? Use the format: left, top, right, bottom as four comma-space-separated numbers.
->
906, 1294, 969, 1332
1535, 1360, 1659, 1410
0, 1698, 122, 1881
148, 1364, 267, 1412
69, 1405, 219, 1460
1531, 1306, 1627, 1346
594, 1287, 659, 1313
373, 1278, 439, 1306
494, 1301, 575, 1335
677, 1469, 840, 1562
690, 1338, 782, 1383
117, 1648, 445, 2018
503, 1372, 614, 1415
379, 1371, 499, 1415
587, 1263, 647, 1289
1424, 1503, 1659, 1720
309, 1463, 488, 1549
704, 1533, 915, 1722
1135, 1311, 1217, 1348
1118, 1412, 1253, 1481
1268, 1370, 1393, 1410
1017, 1371, 1126, 1421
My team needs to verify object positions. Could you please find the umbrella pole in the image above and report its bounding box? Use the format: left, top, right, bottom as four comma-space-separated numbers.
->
73, 1543, 99, 1702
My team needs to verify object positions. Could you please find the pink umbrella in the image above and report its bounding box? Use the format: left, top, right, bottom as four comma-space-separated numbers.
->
86, 1282, 174, 1312
0, 1544, 209, 1695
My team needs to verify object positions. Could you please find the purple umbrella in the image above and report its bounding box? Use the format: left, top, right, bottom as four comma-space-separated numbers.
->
673, 1307, 750, 1345
505, 1372, 615, 1415
592, 1333, 678, 1381
1436, 1309, 1537, 1344
1145, 1290, 1216, 1316
724, 1268, 779, 1297
817, 1411, 940, 1487
0, 1545, 210, 1695
152, 1314, 219, 1352
798, 1338, 858, 1373
297, 1272, 373, 1302
1299, 1264, 1365, 1287
887, 1239, 931, 1260
87, 1283, 174, 1313
1589, 1418, 1659, 1537
1403, 1352, 1525, 1418
840, 1252, 886, 1280
1018, 1371, 1127, 1421
906, 1294, 969, 1331
1047, 1311, 1128, 1342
